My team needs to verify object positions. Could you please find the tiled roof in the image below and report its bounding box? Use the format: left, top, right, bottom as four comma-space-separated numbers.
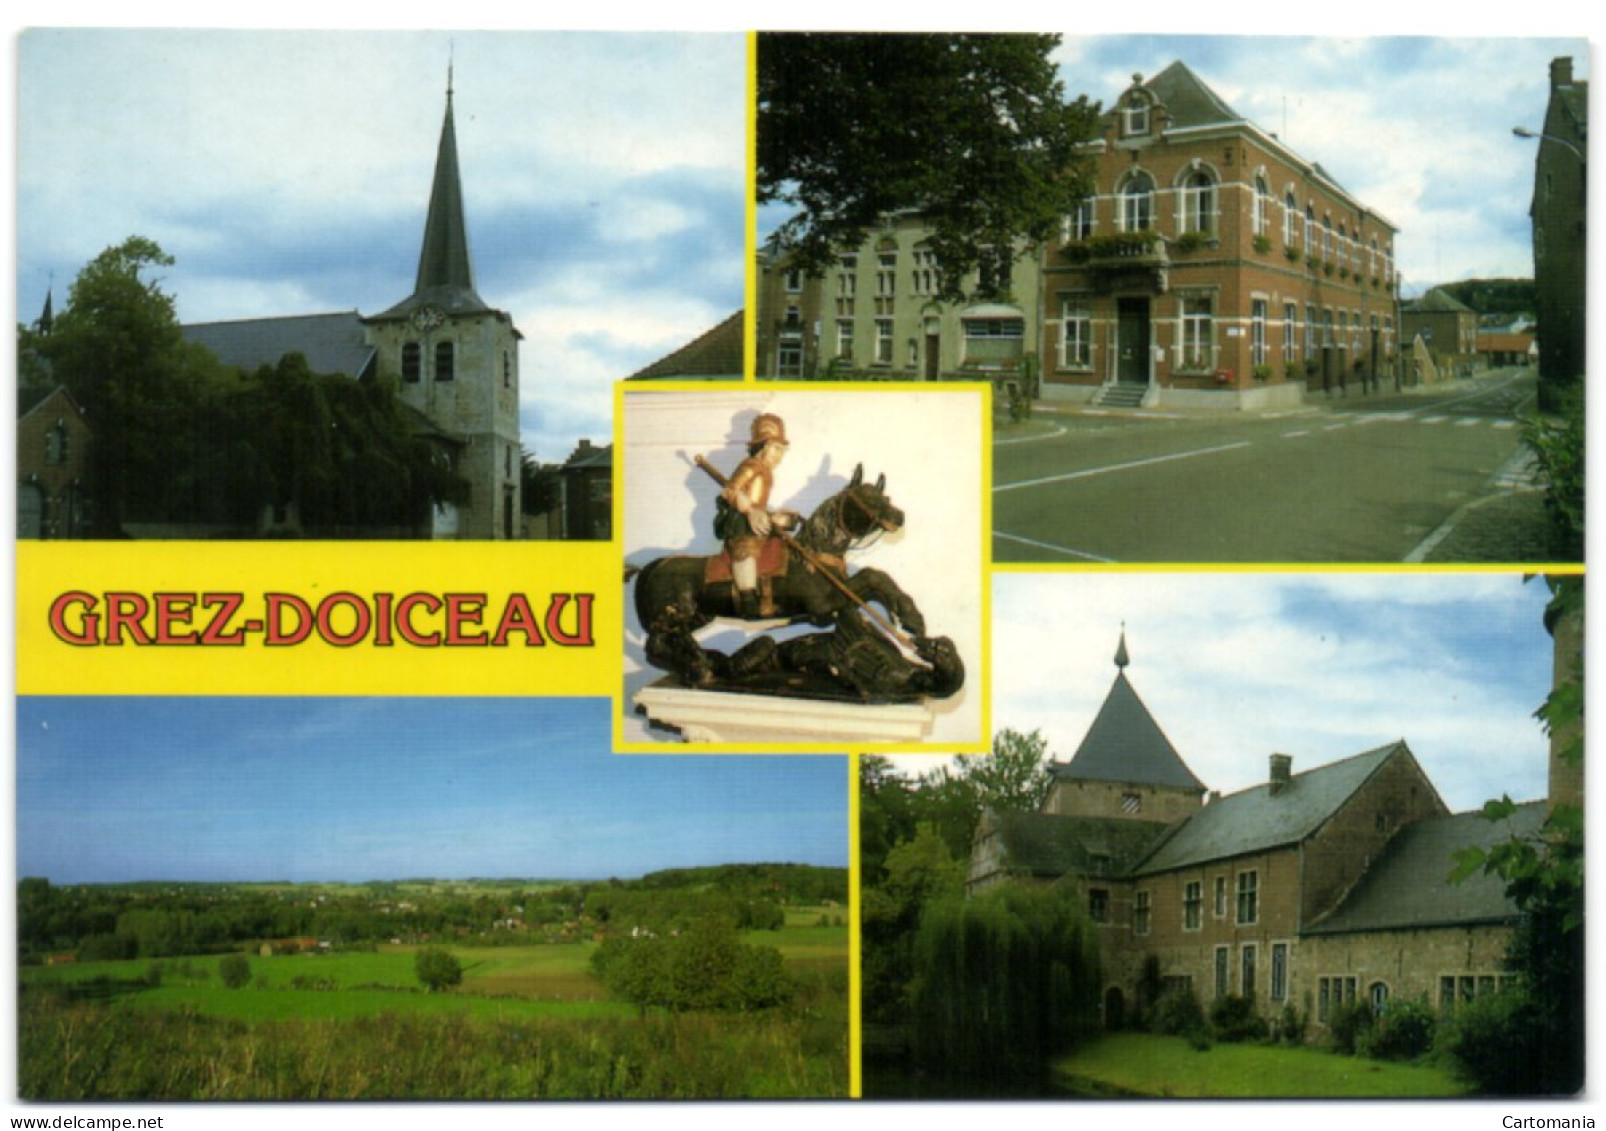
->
182, 311, 376, 379
1305, 801, 1546, 934
1053, 671, 1206, 792
629, 311, 745, 380
1134, 742, 1408, 875
988, 810, 1174, 880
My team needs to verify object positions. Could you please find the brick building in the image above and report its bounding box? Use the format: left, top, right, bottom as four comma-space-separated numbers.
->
1041, 63, 1399, 410
968, 632, 1536, 1036
17, 385, 92, 539
1526, 56, 1588, 408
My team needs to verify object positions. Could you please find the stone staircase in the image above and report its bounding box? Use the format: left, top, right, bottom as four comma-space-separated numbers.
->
1093, 382, 1147, 409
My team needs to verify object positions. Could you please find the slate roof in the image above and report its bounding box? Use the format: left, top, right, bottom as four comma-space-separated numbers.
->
1133, 742, 1410, 875
1305, 801, 1545, 935
987, 810, 1174, 881
1112, 61, 1243, 131
1053, 671, 1206, 792
563, 441, 613, 471
182, 312, 377, 379
629, 311, 745, 380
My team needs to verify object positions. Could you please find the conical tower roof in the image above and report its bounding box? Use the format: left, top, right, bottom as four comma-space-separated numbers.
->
1055, 632, 1205, 792
372, 74, 491, 321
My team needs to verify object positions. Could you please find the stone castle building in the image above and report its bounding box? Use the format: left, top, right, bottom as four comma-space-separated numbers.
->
181, 77, 522, 539
968, 632, 1538, 1035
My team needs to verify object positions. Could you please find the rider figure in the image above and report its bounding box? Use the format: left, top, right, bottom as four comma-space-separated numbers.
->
717, 412, 797, 618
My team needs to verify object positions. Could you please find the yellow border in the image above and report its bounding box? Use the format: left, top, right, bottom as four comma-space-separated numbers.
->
744, 30, 759, 383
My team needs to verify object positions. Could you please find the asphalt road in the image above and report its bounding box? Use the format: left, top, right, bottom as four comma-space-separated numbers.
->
992, 368, 1542, 564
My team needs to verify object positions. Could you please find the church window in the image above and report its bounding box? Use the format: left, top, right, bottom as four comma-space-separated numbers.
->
402, 342, 421, 383
44, 420, 69, 465
1183, 881, 1202, 930
1133, 890, 1151, 936
435, 341, 455, 381
1241, 945, 1256, 999
1271, 943, 1288, 1001
1088, 888, 1109, 922
1236, 870, 1258, 924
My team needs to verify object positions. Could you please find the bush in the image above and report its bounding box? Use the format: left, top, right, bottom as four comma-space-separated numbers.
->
218, 953, 251, 989
1273, 1003, 1306, 1045
414, 946, 463, 993
1149, 985, 1205, 1038
1360, 998, 1436, 1061
1208, 994, 1268, 1043
590, 919, 794, 1014
1437, 991, 1547, 1095
1327, 999, 1374, 1054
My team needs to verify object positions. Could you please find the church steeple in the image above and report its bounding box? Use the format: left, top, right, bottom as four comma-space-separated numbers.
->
1114, 624, 1130, 670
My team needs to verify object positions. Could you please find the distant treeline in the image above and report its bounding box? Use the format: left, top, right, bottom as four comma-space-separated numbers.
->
17, 864, 847, 963
1434, 278, 1536, 317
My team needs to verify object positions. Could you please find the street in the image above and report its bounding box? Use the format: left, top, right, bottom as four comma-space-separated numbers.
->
992, 368, 1544, 564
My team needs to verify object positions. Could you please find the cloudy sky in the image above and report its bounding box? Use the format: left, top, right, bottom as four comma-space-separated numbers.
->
955, 572, 1561, 815
15, 28, 744, 465
1051, 35, 1591, 295
15, 697, 847, 884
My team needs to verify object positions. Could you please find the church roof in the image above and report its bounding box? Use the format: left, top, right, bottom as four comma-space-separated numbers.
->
371, 82, 495, 321
1053, 639, 1205, 792
1304, 801, 1544, 935
1133, 742, 1414, 875
182, 311, 377, 379
629, 311, 745, 380
985, 810, 1173, 881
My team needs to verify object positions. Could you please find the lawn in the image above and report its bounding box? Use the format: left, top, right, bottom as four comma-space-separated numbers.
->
1056, 1033, 1471, 1098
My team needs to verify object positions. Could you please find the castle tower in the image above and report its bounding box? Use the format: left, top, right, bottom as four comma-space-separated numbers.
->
1043, 628, 1207, 822
364, 72, 523, 539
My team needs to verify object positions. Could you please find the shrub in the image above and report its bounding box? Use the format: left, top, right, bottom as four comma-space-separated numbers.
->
1149, 985, 1205, 1038
1360, 998, 1436, 1061
218, 953, 250, 989
1273, 1003, 1306, 1045
1437, 991, 1547, 1094
414, 946, 463, 993
1327, 999, 1374, 1054
1208, 995, 1268, 1043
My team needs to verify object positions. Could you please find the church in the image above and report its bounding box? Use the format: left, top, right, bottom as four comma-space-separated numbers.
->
181, 77, 523, 540
967, 632, 1552, 1037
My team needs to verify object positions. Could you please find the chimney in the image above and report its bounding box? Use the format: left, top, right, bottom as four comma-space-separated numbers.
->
1551, 57, 1574, 88
1269, 753, 1293, 796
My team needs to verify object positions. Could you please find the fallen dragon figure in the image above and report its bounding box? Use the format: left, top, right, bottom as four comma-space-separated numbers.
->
626, 418, 963, 703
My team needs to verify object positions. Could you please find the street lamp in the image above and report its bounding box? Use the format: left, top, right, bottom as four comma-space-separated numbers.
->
1512, 126, 1586, 163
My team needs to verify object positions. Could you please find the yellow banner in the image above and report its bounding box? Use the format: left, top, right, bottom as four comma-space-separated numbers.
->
16, 541, 622, 698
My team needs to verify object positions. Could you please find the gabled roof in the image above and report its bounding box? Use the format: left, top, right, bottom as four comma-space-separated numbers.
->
1406, 288, 1477, 315
1135, 60, 1244, 130
1305, 801, 1545, 935
629, 311, 745, 380
985, 810, 1173, 881
1134, 742, 1414, 875
182, 312, 377, 379
1053, 669, 1205, 793
18, 384, 83, 422
563, 441, 613, 471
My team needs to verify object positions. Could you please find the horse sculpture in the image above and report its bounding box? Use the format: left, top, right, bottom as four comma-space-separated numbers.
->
628, 464, 962, 699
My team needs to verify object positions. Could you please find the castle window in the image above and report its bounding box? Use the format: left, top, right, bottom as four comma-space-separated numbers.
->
1214, 946, 1229, 999
1120, 791, 1141, 814
1133, 890, 1151, 936
1088, 888, 1109, 922
1370, 982, 1389, 1012
402, 342, 421, 383
1214, 876, 1227, 918
1236, 870, 1258, 924
1183, 881, 1202, 930
1271, 943, 1288, 1001
1119, 171, 1154, 232
1241, 944, 1257, 999
435, 341, 455, 382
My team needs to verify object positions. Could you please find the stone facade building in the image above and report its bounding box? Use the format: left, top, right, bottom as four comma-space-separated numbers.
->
968, 633, 1536, 1036
17, 385, 92, 539
1399, 287, 1482, 382
1526, 56, 1588, 408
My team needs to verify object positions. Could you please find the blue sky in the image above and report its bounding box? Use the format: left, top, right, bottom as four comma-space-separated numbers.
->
958, 573, 1561, 814
14, 28, 744, 466
14, 698, 847, 884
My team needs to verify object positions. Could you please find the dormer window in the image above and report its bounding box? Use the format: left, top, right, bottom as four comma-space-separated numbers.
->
1123, 93, 1151, 137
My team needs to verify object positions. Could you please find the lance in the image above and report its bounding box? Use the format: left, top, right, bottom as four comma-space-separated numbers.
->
693, 454, 928, 664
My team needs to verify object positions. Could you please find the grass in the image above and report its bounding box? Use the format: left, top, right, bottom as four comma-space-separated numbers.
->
1055, 1033, 1471, 1098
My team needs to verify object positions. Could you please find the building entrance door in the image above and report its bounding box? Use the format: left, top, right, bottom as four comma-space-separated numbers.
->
1117, 298, 1150, 384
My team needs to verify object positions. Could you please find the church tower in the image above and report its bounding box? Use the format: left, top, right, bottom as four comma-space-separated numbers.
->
1043, 629, 1207, 823
364, 72, 522, 539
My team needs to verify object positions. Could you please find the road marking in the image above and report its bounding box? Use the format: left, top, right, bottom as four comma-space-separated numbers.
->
995, 424, 1068, 447
993, 530, 1116, 563
993, 441, 1253, 492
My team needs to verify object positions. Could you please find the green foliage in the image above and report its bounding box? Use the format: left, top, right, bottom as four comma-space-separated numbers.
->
1326, 999, 1373, 1054
1273, 1004, 1305, 1045
758, 33, 1101, 298
1436, 990, 1547, 1095
1147, 985, 1206, 1040
1359, 998, 1436, 1061
590, 919, 794, 1014
1436, 278, 1537, 315
1065, 229, 1160, 263
1208, 994, 1269, 1044
218, 954, 252, 990
1523, 386, 1584, 561
414, 947, 463, 993
909, 884, 1100, 1082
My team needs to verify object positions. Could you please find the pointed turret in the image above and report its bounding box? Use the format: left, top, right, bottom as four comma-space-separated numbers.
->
1114, 624, 1130, 670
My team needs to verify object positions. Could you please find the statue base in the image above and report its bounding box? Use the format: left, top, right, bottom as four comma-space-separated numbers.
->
633, 680, 938, 745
